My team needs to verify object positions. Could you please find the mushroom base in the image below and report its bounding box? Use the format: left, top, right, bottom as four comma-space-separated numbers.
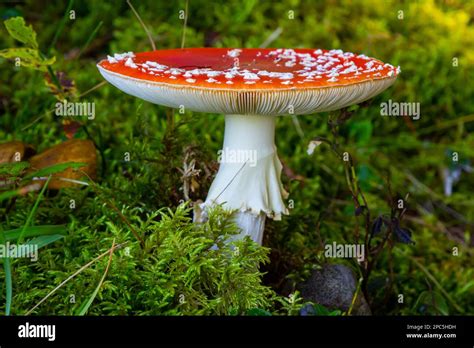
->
201, 114, 289, 244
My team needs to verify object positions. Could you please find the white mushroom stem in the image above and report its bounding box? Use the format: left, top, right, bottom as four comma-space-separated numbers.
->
203, 114, 289, 244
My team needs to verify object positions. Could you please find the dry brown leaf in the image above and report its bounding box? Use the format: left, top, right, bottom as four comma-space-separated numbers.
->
28, 139, 97, 189
0, 141, 35, 164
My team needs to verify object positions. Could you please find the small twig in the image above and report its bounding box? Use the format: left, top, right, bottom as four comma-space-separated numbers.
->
259, 27, 283, 48
25, 241, 127, 315
20, 107, 54, 131
77, 238, 116, 315
326, 109, 374, 298
181, 0, 189, 49
79, 81, 107, 98
127, 0, 156, 51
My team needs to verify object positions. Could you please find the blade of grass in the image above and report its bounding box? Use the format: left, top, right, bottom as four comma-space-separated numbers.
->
411, 256, 464, 314
26, 234, 65, 250
346, 277, 363, 316
0, 188, 26, 203
0, 224, 12, 316
25, 241, 127, 315
23, 162, 86, 181
77, 21, 103, 59
48, 0, 74, 54
4, 225, 66, 242
40, 0, 71, 94
17, 175, 51, 245
76, 239, 116, 315
396, 249, 464, 314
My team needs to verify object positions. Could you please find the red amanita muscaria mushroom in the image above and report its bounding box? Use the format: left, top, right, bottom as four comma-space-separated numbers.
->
97, 48, 400, 245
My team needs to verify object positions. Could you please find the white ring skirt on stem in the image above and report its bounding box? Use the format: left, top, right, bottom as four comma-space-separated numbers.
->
200, 114, 289, 244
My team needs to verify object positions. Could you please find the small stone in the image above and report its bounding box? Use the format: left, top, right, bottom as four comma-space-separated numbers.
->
298, 263, 372, 315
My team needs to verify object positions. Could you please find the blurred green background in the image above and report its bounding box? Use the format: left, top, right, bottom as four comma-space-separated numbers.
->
0, 0, 473, 315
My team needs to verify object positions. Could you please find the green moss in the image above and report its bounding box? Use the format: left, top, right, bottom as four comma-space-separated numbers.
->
1, 0, 473, 316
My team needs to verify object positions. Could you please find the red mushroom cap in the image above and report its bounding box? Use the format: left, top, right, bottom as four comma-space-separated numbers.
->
98, 48, 400, 115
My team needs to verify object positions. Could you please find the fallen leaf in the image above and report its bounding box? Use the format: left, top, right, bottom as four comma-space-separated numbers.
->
0, 141, 35, 164
28, 139, 97, 189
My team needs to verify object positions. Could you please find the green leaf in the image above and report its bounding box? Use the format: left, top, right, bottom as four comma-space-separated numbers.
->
4, 17, 38, 49
3, 225, 67, 242
26, 234, 65, 249
246, 308, 272, 316
0, 48, 55, 71
23, 162, 87, 181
